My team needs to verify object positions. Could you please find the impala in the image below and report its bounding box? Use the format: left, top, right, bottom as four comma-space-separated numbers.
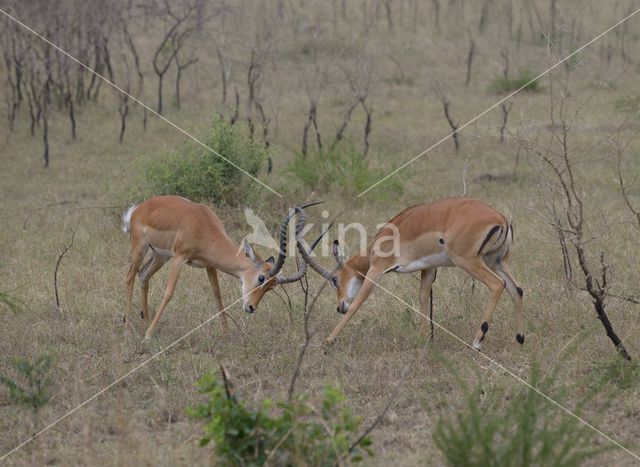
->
122, 195, 313, 339
296, 198, 524, 350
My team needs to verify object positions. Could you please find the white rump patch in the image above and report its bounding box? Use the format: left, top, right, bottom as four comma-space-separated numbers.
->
121, 204, 138, 234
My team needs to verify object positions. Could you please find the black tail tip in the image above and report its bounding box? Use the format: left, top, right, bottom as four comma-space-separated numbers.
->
516, 334, 525, 345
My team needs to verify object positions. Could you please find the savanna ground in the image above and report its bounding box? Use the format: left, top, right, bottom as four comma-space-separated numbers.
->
1, 0, 640, 465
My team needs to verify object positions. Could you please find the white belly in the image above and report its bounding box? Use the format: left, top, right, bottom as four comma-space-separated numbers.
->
395, 252, 454, 273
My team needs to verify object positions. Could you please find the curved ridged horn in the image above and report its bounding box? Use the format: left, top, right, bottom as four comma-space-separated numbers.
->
269, 201, 323, 283
295, 205, 335, 281
276, 207, 331, 284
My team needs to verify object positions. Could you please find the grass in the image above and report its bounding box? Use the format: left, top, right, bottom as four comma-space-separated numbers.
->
1, 1, 640, 466
490, 69, 541, 94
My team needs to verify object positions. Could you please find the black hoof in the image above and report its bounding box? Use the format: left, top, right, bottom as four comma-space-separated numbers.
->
516, 334, 525, 345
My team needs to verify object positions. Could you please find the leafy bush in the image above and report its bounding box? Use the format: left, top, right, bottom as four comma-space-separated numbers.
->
287, 143, 402, 199
490, 69, 541, 93
187, 371, 373, 466
1, 353, 55, 428
430, 363, 612, 467
144, 117, 268, 205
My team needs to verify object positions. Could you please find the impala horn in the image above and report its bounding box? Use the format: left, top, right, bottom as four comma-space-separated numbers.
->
270, 201, 323, 284
295, 204, 336, 281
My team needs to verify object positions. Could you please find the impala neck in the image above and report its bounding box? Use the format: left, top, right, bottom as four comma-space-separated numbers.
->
346, 251, 370, 280
204, 237, 255, 278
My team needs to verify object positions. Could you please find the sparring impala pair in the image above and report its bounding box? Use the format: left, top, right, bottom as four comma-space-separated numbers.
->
123, 196, 524, 349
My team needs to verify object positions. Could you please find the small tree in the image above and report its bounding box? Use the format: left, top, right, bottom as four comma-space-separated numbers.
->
1, 353, 55, 431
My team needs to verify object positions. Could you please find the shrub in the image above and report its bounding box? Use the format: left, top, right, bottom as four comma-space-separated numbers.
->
187, 371, 373, 466
490, 69, 541, 93
287, 143, 402, 199
430, 363, 612, 467
0, 353, 55, 429
144, 118, 268, 205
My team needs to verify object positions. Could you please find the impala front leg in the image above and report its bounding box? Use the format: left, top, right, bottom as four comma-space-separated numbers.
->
418, 268, 437, 337
326, 267, 384, 344
145, 256, 185, 340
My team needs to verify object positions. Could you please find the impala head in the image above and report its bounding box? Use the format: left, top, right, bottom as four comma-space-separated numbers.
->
240, 241, 278, 313
330, 240, 363, 314
294, 207, 362, 315
240, 202, 325, 314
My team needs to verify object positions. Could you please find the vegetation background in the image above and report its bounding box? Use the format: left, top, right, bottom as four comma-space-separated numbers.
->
1, 0, 640, 465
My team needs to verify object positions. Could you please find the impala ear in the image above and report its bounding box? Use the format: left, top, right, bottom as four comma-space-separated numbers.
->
265, 256, 275, 266
243, 240, 259, 264
332, 240, 345, 266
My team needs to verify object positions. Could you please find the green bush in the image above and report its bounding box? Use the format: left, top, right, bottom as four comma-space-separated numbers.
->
430, 363, 612, 467
187, 372, 373, 466
1, 353, 55, 429
490, 69, 541, 93
287, 143, 402, 199
144, 118, 268, 205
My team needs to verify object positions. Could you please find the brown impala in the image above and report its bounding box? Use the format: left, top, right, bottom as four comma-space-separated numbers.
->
122, 195, 315, 339
296, 198, 524, 350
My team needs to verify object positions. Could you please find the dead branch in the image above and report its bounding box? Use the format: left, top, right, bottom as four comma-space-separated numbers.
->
433, 82, 459, 152
54, 228, 76, 311
521, 69, 631, 360
346, 365, 410, 457
465, 37, 475, 86
499, 101, 513, 143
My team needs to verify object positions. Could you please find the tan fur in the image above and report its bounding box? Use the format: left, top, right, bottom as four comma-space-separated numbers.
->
124, 195, 278, 339
325, 198, 523, 349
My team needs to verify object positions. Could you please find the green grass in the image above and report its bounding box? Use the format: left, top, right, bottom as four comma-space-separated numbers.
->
490, 69, 541, 94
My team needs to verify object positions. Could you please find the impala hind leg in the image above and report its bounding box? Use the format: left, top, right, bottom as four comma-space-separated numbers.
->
145, 256, 186, 340
326, 266, 385, 344
139, 253, 169, 320
418, 268, 437, 337
450, 255, 505, 350
125, 239, 148, 325
492, 259, 524, 345
206, 267, 229, 333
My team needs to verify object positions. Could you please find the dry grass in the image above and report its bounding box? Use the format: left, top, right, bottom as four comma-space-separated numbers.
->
1, 1, 640, 465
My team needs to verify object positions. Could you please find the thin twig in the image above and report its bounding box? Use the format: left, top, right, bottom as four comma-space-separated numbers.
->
346, 365, 410, 456
54, 228, 76, 311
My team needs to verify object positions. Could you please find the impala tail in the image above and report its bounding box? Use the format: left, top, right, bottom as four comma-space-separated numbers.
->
121, 204, 138, 234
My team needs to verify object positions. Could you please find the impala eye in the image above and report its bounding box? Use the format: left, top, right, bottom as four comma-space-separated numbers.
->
258, 274, 265, 284
331, 277, 338, 289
